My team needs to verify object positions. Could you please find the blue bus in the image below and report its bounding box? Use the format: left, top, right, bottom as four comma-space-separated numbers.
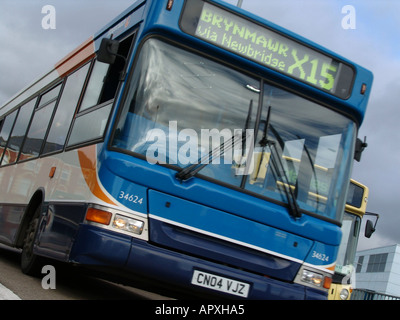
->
0, 0, 373, 299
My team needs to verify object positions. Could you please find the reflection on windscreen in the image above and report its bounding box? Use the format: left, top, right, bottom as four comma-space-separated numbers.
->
112, 38, 356, 221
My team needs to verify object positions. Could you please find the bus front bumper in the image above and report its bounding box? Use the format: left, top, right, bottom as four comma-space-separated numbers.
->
69, 224, 327, 300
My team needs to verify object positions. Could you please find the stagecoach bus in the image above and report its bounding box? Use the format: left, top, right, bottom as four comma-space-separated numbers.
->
0, 0, 373, 299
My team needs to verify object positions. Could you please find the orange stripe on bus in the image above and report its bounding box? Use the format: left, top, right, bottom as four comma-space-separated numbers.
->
55, 37, 95, 77
78, 145, 116, 206
326, 264, 336, 272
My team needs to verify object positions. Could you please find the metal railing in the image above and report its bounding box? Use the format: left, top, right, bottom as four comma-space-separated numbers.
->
351, 289, 400, 300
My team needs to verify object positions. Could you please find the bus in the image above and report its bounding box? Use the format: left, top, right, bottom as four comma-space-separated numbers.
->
329, 180, 379, 300
330, 180, 368, 300
0, 0, 373, 299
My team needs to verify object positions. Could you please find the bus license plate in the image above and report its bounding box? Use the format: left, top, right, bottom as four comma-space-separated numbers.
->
191, 270, 250, 298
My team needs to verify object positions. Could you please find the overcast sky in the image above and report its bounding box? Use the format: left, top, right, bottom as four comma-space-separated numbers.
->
0, 0, 399, 251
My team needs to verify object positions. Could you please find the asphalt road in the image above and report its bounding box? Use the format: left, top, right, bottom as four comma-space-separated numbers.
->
0, 245, 173, 300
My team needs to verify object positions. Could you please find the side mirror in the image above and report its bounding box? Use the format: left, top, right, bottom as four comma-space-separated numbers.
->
97, 38, 120, 65
365, 220, 375, 238
364, 212, 380, 239
354, 136, 368, 162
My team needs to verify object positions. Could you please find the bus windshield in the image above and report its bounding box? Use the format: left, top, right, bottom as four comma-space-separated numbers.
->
335, 212, 361, 277
112, 38, 356, 221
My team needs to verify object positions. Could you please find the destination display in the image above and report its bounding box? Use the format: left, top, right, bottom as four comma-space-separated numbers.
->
181, 0, 355, 99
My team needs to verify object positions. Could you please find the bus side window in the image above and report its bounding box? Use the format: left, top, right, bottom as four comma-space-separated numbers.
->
21, 85, 61, 160
19, 84, 61, 161
80, 33, 136, 113
42, 63, 90, 155
101, 33, 135, 103
65, 33, 136, 148
80, 60, 110, 112
67, 102, 113, 147
3, 99, 36, 164
21, 102, 56, 159
0, 110, 18, 165
0, 118, 5, 159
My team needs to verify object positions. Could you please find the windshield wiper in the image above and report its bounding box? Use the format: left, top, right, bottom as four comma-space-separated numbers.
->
259, 106, 301, 218
268, 140, 302, 218
176, 100, 254, 181
175, 129, 250, 181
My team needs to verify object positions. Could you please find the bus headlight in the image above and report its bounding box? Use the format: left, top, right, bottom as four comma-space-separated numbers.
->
339, 288, 350, 300
113, 214, 144, 235
300, 269, 324, 287
85, 204, 148, 241
294, 266, 332, 291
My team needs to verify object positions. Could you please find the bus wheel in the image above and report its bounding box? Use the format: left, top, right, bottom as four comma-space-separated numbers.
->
21, 206, 43, 276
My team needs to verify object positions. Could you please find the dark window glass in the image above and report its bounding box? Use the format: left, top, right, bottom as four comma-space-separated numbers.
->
42, 63, 90, 154
366, 253, 388, 273
0, 110, 18, 164
21, 101, 56, 159
80, 60, 110, 112
68, 102, 113, 146
38, 85, 61, 108
3, 99, 36, 164
356, 256, 364, 273
346, 181, 364, 208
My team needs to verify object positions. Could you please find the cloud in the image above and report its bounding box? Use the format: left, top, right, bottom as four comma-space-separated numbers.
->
357, 223, 397, 252
353, 61, 400, 247
0, 0, 132, 105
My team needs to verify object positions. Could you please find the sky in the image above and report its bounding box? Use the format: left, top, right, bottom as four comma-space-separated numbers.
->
0, 0, 399, 251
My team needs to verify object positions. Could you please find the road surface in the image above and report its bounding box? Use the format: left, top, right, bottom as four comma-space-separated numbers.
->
0, 245, 173, 300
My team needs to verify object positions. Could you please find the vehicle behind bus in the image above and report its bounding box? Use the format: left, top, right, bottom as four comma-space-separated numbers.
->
328, 180, 379, 300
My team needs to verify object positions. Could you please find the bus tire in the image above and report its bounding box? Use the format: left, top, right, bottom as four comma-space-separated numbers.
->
20, 206, 44, 276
